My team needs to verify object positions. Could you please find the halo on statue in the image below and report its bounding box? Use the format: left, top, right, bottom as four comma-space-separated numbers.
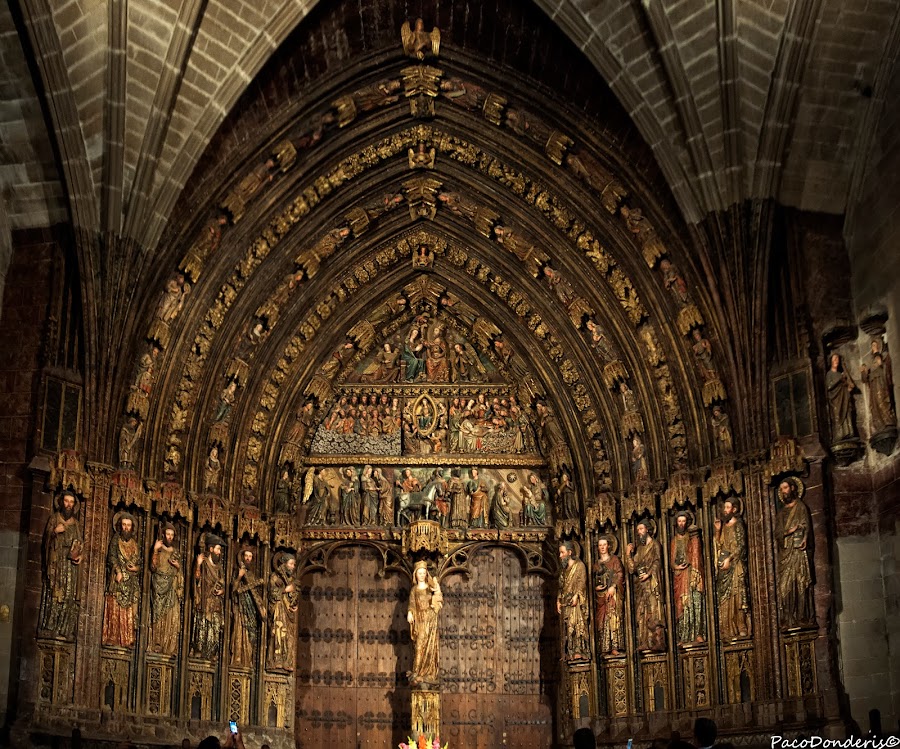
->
506, 472, 518, 484
597, 533, 618, 555
674, 509, 694, 528
780, 475, 805, 501
112, 510, 137, 533
236, 543, 255, 563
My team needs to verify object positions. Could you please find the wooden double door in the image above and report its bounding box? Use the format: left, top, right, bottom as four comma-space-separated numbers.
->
295, 545, 557, 748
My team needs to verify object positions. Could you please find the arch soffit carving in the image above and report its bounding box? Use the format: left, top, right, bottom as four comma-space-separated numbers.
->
128, 68, 732, 496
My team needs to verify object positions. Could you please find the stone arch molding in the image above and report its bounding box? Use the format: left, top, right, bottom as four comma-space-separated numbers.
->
120, 63, 737, 522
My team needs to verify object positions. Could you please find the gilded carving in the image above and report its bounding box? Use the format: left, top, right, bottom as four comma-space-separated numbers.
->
148, 522, 183, 655
102, 512, 141, 648
39, 490, 84, 641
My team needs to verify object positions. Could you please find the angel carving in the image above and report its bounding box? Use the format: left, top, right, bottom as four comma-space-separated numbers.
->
401, 19, 440, 60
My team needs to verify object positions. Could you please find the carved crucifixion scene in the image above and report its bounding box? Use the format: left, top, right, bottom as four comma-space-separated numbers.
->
2, 0, 898, 747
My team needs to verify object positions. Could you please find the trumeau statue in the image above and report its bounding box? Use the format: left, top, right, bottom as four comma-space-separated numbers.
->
557, 540, 589, 662
102, 512, 141, 648
39, 490, 84, 640
407, 561, 443, 688
191, 533, 226, 660
714, 498, 751, 640
670, 511, 706, 645
268, 553, 299, 672
231, 546, 264, 669
625, 519, 666, 652
594, 535, 625, 656
149, 522, 183, 655
776, 478, 815, 629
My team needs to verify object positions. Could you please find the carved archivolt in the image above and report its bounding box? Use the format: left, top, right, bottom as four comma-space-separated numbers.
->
121, 70, 730, 508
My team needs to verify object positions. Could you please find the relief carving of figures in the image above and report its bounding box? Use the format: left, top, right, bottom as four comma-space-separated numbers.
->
102, 512, 141, 648
439, 77, 488, 110
554, 472, 578, 520
149, 522, 183, 655
401, 19, 440, 60
659, 259, 690, 306
625, 519, 666, 652
118, 416, 142, 469
521, 472, 548, 526
147, 273, 190, 349
557, 541, 590, 662
466, 467, 489, 528
585, 319, 617, 362
39, 490, 84, 640
231, 546, 264, 668
860, 338, 896, 434
302, 467, 330, 526
594, 535, 625, 655
536, 402, 572, 476
670, 511, 706, 645
126, 345, 159, 418
620, 205, 665, 265
268, 552, 299, 672
490, 481, 513, 529
191, 533, 226, 660
212, 380, 238, 423
714, 498, 751, 640
360, 465, 380, 526
825, 353, 858, 444
375, 467, 393, 525
273, 466, 294, 515
711, 406, 733, 457
447, 468, 468, 528
776, 478, 815, 629
339, 467, 362, 526
203, 446, 222, 492
630, 436, 648, 483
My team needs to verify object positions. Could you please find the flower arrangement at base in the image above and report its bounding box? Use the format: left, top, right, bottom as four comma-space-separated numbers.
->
399, 734, 447, 749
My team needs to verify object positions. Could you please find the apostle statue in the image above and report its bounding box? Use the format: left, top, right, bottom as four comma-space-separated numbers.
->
825, 353, 858, 444
149, 522, 184, 655
557, 541, 589, 661
191, 533, 226, 660
407, 560, 443, 688
268, 552, 299, 672
670, 510, 706, 645
466, 468, 490, 528
594, 535, 625, 656
231, 546, 264, 668
102, 512, 142, 648
625, 519, 666, 652
776, 478, 815, 629
39, 490, 84, 640
713, 498, 751, 640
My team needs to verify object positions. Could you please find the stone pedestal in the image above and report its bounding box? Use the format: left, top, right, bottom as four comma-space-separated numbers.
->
677, 644, 709, 709
227, 667, 252, 724
144, 654, 175, 717
783, 629, 818, 698
186, 659, 216, 721
639, 652, 669, 712
99, 646, 132, 711
263, 673, 291, 729
723, 641, 754, 703
36, 641, 74, 706
599, 655, 628, 717
411, 689, 440, 738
